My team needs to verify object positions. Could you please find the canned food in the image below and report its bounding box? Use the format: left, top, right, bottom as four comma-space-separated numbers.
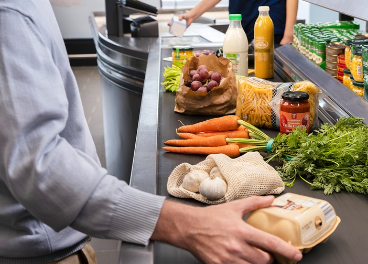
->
337, 54, 345, 64
326, 60, 337, 70
344, 40, 352, 69
337, 63, 346, 73
326, 42, 346, 56
326, 67, 337, 77
326, 54, 338, 63
315, 41, 326, 65
337, 71, 344, 81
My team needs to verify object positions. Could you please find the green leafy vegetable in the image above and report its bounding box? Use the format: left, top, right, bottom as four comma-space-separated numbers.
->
231, 117, 368, 195
161, 65, 181, 92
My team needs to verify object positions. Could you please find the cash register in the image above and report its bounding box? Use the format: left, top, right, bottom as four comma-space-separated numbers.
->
105, 0, 158, 37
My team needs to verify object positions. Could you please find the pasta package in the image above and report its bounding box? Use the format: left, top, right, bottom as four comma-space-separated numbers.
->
236, 77, 321, 130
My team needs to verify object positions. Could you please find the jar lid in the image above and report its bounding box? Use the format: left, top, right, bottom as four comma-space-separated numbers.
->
326, 42, 346, 50
229, 14, 242, 20
259, 6, 270, 12
352, 80, 364, 87
282, 91, 309, 101
350, 74, 354, 80
343, 68, 351, 74
172, 45, 194, 51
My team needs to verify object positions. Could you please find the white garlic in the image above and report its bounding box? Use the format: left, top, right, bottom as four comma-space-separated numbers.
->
210, 167, 225, 180
182, 170, 209, 192
199, 173, 227, 200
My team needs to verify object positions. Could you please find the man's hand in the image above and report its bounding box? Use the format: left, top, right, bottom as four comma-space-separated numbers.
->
151, 196, 303, 264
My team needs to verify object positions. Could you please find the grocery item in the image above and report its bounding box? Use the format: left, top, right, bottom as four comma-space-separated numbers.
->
187, 64, 223, 93
364, 76, 368, 101
181, 170, 209, 192
236, 117, 368, 194
344, 40, 352, 69
199, 175, 227, 200
162, 64, 182, 93
351, 80, 364, 97
325, 67, 337, 77
337, 53, 345, 64
246, 193, 341, 264
236, 77, 320, 130
351, 45, 363, 82
342, 68, 351, 87
362, 45, 368, 76
254, 6, 274, 79
223, 14, 248, 77
167, 152, 284, 204
177, 115, 240, 133
175, 54, 237, 115
280, 91, 310, 134
337, 71, 344, 82
326, 42, 346, 56
172, 45, 194, 67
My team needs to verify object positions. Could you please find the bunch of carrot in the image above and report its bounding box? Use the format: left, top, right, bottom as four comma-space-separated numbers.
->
163, 115, 255, 158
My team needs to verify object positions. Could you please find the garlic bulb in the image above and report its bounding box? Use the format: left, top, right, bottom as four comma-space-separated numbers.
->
182, 170, 209, 192
210, 167, 225, 180
199, 173, 227, 200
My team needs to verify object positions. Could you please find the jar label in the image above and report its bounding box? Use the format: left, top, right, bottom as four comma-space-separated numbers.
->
280, 111, 310, 134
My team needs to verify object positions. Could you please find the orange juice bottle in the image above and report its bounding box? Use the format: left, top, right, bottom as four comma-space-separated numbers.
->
254, 6, 274, 79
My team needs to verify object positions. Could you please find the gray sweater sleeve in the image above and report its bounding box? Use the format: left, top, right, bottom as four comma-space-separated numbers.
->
0, 6, 165, 246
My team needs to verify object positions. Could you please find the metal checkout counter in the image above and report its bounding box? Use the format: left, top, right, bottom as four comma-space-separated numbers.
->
90, 0, 368, 263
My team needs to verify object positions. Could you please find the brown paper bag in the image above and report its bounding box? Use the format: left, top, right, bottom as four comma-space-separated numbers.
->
174, 54, 237, 115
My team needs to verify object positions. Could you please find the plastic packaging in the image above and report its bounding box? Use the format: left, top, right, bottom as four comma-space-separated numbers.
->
223, 14, 248, 77
254, 6, 274, 79
236, 77, 321, 130
246, 193, 341, 264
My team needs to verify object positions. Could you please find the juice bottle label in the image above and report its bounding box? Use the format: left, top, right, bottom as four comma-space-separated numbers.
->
254, 37, 270, 53
224, 52, 240, 74
280, 111, 310, 134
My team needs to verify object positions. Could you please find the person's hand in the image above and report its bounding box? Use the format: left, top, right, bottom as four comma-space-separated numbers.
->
167, 12, 195, 27
280, 33, 294, 45
151, 196, 303, 264
178, 12, 195, 27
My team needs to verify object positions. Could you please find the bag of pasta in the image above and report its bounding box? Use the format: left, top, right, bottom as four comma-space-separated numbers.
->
236, 77, 321, 130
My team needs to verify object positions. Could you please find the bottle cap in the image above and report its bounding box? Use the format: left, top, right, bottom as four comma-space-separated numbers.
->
229, 14, 242, 20
258, 6, 270, 12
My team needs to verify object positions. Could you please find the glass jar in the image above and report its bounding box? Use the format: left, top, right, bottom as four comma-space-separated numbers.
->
344, 42, 352, 69
351, 80, 364, 97
280, 91, 310, 134
351, 46, 363, 82
343, 68, 352, 88
172, 46, 194, 67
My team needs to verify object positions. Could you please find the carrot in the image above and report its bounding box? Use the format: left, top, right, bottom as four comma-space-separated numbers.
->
176, 132, 201, 139
163, 144, 240, 158
177, 115, 240, 133
165, 135, 227, 147
228, 142, 255, 149
195, 129, 249, 139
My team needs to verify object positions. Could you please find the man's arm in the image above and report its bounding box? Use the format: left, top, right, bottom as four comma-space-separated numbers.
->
178, 0, 221, 27
280, 0, 298, 45
151, 196, 303, 264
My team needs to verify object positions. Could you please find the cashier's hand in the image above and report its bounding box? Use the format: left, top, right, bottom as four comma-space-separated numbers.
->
168, 12, 195, 27
151, 196, 303, 264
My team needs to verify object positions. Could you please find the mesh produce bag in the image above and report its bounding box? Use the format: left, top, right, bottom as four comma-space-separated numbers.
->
167, 152, 285, 205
